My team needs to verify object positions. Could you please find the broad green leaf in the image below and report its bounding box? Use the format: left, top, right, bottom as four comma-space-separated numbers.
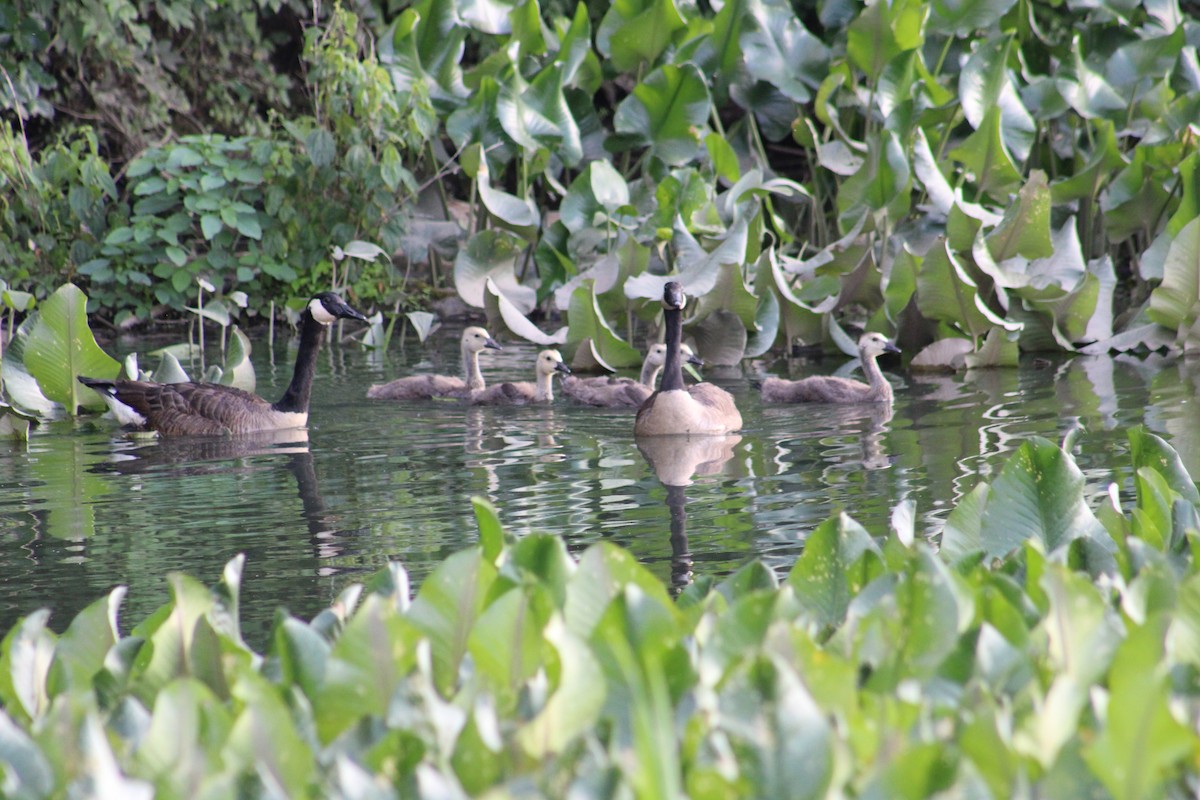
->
625, 215, 750, 301
467, 588, 547, 710
959, 35, 1035, 161
1128, 426, 1200, 505
0, 710, 53, 798
978, 437, 1108, 559
459, 0, 515, 34
275, 615, 330, 699
517, 617, 605, 757
916, 238, 1009, 337
1059, 34, 1126, 120
596, 0, 685, 72
846, 0, 924, 81
477, 161, 540, 232
224, 671, 315, 797
560, 159, 631, 234
48, 586, 125, 694
454, 229, 535, 311
131, 573, 214, 698
408, 549, 498, 695
741, 0, 829, 102
837, 131, 911, 224
564, 543, 672, 639
1147, 217, 1200, 343
217, 326, 255, 393
948, 105, 1022, 200
0, 610, 55, 722
927, 0, 1017, 36
613, 64, 710, 166
984, 170, 1053, 262
787, 513, 880, 630
963, 326, 1020, 368
1084, 618, 1197, 800
473, 496, 506, 562
135, 678, 231, 788
22, 283, 120, 414
486, 277, 568, 345
566, 283, 642, 369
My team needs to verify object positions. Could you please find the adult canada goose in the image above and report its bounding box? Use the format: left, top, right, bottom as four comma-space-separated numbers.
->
79, 292, 367, 436
634, 282, 742, 436
562, 344, 704, 408
366, 326, 501, 401
470, 349, 571, 405
760, 331, 901, 404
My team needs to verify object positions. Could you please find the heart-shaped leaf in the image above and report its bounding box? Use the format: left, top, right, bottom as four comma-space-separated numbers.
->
22, 284, 120, 414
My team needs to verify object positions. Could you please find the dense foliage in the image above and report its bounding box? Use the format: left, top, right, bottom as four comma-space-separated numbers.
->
3, 428, 1200, 797
2, 0, 1198, 364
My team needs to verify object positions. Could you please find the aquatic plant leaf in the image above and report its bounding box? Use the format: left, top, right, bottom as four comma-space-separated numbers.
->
131, 573, 215, 697
959, 35, 1035, 161
134, 678, 231, 791
225, 671, 315, 796
1084, 618, 1197, 800
613, 63, 710, 166
486, 278, 568, 345
948, 106, 1022, 200
846, 0, 918, 81
910, 337, 973, 371
77, 713, 154, 800
596, 0, 685, 72
22, 284, 120, 414
837, 131, 911, 224
743, 288, 781, 358
151, 352, 192, 384
927, 0, 1016, 36
406, 311, 438, 343
455, 230, 535, 312
1128, 426, 1200, 505
984, 171, 1053, 263
963, 327, 1019, 368
0, 401, 37, 441
1147, 217, 1200, 346
408, 549, 498, 696
477, 161, 540, 232
978, 437, 1108, 559
275, 614, 330, 701
473, 496, 506, 562
468, 588, 547, 709
1, 316, 57, 416
1, 610, 55, 722
625, 215, 749, 301
517, 617, 605, 757
564, 543, 672, 639
0, 710, 53, 798
787, 513, 879, 630
691, 310, 748, 365
48, 586, 125, 694
217, 326, 255, 393
566, 283, 641, 368
1059, 34, 1127, 120
560, 160, 631, 234
510, 534, 576, 608
741, 0, 828, 102
916, 238, 1012, 337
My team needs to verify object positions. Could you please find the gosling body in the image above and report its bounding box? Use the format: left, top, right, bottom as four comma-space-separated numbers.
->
79, 293, 367, 436
471, 349, 571, 405
634, 283, 742, 436
761, 332, 900, 404
367, 326, 501, 401
563, 344, 702, 408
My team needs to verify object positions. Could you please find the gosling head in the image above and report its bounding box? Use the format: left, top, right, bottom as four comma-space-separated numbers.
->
463, 326, 503, 353
537, 349, 572, 377
646, 343, 703, 367
859, 331, 901, 358
308, 292, 368, 325
662, 281, 686, 311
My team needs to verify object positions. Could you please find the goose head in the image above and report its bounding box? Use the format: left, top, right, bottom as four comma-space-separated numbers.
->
537, 349, 572, 378
858, 331, 901, 359
463, 326, 503, 353
308, 292, 368, 324
662, 281, 686, 310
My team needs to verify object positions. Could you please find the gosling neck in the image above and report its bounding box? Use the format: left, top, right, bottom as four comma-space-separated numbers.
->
273, 310, 325, 413
535, 371, 555, 402
861, 353, 893, 402
639, 360, 662, 387
659, 305, 685, 393
463, 346, 485, 392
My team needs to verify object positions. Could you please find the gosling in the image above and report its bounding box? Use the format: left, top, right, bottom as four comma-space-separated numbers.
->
366, 326, 501, 400
760, 331, 900, 404
470, 349, 571, 405
562, 344, 703, 408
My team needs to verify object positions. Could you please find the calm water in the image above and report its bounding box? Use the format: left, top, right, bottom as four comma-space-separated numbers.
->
1, 328, 1196, 645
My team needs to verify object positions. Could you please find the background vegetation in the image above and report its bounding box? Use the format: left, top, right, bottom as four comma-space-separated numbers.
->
2, 0, 1198, 366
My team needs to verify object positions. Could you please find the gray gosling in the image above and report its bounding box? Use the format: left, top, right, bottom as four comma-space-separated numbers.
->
79, 292, 367, 436
470, 349, 571, 405
562, 344, 703, 408
634, 282, 742, 436
760, 331, 901, 404
366, 326, 501, 400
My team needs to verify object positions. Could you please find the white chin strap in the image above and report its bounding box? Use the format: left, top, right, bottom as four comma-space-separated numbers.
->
308, 297, 337, 325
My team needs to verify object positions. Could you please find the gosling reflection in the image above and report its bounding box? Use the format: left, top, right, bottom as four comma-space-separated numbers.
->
636, 434, 741, 593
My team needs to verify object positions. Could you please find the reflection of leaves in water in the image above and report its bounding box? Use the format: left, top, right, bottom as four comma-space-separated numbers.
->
28, 436, 112, 540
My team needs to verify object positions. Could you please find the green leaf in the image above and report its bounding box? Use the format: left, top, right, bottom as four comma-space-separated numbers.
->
948, 105, 1023, 200
916, 238, 1012, 338
473, 496, 506, 563
787, 513, 880, 630
1148, 216, 1200, 343
407, 549, 498, 695
741, 0, 829, 103
927, 0, 1017, 36
517, 618, 605, 757
984, 171, 1053, 262
23, 284, 120, 414
976, 437, 1108, 559
49, 587, 125, 694
0, 709, 53, 797
453, 229, 534, 311
305, 129, 336, 169
596, 0, 685, 72
959, 35, 1035, 161
613, 64, 711, 166
565, 283, 642, 369
199, 213, 222, 240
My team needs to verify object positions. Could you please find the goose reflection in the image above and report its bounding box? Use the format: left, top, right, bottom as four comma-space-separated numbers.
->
92, 428, 360, 569
636, 434, 741, 593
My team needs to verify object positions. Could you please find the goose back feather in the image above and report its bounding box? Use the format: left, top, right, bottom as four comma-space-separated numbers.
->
367, 326, 501, 400
80, 292, 366, 436
761, 332, 900, 404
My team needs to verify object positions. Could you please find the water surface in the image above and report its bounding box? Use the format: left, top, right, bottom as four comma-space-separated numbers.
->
0, 328, 1193, 645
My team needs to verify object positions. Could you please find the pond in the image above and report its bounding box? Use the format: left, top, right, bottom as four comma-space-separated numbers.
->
1, 326, 1195, 647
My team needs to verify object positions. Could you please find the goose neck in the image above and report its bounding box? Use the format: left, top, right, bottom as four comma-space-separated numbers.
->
639, 361, 662, 387
463, 346, 485, 391
659, 305, 685, 393
536, 371, 555, 402
273, 311, 325, 413
861, 353, 892, 401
